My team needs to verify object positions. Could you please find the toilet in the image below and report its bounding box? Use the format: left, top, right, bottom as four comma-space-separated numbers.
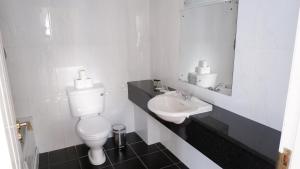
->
67, 81, 111, 165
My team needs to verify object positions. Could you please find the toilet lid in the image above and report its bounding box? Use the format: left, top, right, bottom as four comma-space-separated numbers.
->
77, 116, 111, 140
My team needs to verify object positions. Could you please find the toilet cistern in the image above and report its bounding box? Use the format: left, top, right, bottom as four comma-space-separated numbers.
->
67, 70, 111, 165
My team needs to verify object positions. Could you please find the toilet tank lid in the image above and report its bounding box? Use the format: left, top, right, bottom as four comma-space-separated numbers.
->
67, 83, 104, 96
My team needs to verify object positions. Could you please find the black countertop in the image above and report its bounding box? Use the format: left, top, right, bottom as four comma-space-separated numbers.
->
128, 80, 281, 169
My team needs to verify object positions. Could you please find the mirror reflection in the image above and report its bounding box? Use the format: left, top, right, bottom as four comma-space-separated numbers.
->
179, 0, 239, 96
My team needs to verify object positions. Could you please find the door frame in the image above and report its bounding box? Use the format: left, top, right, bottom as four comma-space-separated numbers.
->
0, 32, 23, 169
279, 8, 300, 169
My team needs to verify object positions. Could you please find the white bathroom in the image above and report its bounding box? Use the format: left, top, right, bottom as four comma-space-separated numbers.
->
0, 0, 300, 169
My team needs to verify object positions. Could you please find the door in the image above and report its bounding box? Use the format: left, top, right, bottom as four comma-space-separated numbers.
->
0, 32, 24, 169
278, 9, 300, 169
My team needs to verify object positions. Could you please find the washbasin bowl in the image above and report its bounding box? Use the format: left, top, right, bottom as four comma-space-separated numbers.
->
147, 91, 212, 124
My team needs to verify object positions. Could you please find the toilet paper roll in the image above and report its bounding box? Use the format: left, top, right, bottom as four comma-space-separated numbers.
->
79, 70, 88, 80
195, 66, 211, 74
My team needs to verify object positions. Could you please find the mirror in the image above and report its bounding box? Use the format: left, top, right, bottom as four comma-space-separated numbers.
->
179, 0, 239, 96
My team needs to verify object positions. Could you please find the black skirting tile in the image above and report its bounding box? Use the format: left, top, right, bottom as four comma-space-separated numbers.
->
39, 152, 49, 169
76, 144, 89, 157
114, 158, 146, 169
39, 167, 49, 169
79, 156, 111, 169
49, 146, 77, 164
130, 142, 159, 156
106, 146, 137, 164
140, 151, 173, 169
49, 160, 80, 169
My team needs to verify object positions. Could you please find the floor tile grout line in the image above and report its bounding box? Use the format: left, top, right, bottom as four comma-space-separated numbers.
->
154, 143, 167, 151
47, 157, 80, 166
175, 163, 184, 169
78, 159, 83, 169
139, 149, 162, 157
138, 148, 166, 158
104, 150, 115, 169
74, 145, 83, 169
41, 135, 177, 169
160, 163, 180, 169
79, 155, 88, 158
160, 149, 175, 163
104, 140, 144, 152
77, 157, 83, 169
130, 142, 162, 156
128, 140, 144, 145
156, 145, 188, 169
130, 145, 179, 169
154, 144, 181, 169
111, 156, 138, 166
128, 144, 149, 169
155, 143, 178, 164
47, 146, 79, 166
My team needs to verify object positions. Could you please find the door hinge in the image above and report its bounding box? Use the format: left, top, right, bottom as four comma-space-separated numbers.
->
277, 148, 292, 169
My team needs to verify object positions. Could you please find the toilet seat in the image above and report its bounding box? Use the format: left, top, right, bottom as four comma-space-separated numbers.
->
77, 116, 111, 140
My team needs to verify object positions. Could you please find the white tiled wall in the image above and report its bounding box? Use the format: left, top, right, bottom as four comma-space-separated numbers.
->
1, 0, 299, 153
149, 0, 300, 131
0, 0, 150, 152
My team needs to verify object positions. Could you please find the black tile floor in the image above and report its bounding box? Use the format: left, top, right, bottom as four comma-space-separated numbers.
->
39, 132, 189, 169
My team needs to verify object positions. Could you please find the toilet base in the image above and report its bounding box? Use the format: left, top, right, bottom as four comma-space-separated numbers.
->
88, 148, 106, 165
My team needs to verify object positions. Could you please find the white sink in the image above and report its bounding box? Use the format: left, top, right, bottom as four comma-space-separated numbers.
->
147, 91, 212, 124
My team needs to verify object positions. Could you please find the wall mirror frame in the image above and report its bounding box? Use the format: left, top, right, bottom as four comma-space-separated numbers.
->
178, 0, 239, 96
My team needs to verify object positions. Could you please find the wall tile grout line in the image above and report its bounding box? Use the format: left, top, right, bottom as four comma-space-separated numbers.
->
128, 144, 149, 169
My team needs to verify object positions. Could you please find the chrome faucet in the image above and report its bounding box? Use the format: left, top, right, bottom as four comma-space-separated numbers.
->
176, 90, 192, 100
208, 83, 224, 92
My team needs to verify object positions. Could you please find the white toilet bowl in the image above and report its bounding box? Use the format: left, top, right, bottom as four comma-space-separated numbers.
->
67, 79, 111, 165
77, 116, 111, 165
